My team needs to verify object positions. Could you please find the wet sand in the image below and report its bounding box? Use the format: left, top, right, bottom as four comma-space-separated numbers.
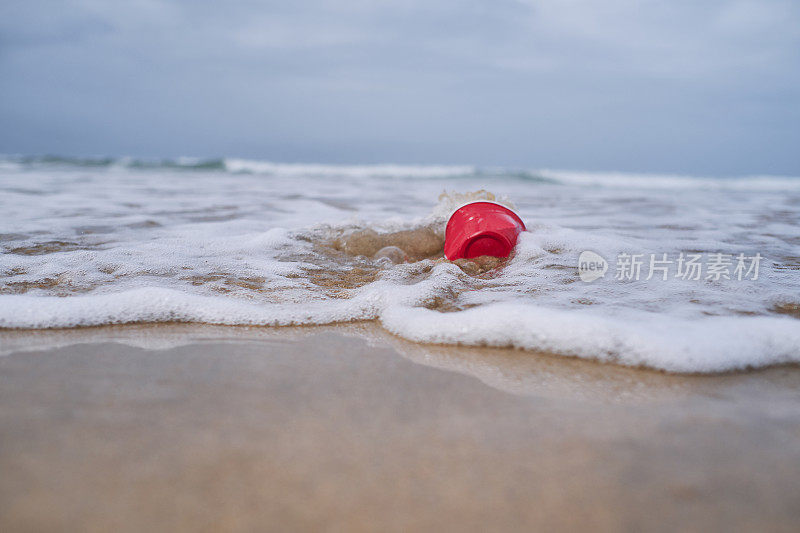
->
1, 324, 799, 532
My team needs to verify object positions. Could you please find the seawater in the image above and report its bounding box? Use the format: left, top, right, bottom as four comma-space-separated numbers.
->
1, 156, 799, 372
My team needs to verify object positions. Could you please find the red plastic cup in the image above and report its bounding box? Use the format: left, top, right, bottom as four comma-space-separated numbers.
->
444, 201, 526, 260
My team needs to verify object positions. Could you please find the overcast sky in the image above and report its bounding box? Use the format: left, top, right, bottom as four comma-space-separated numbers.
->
1, 0, 798, 174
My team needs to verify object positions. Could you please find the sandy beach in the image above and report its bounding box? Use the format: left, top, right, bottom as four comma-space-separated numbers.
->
3, 0, 799, 530
1, 324, 799, 532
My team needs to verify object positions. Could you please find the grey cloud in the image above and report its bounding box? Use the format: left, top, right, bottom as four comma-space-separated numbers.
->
1, 0, 798, 174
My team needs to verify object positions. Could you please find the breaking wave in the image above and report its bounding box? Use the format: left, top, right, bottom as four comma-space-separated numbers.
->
1, 157, 800, 373
3, 155, 798, 189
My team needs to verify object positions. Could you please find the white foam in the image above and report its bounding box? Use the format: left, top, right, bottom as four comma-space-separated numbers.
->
380, 305, 800, 373
539, 169, 800, 191
1, 287, 798, 373
1, 160, 799, 373
223, 158, 475, 178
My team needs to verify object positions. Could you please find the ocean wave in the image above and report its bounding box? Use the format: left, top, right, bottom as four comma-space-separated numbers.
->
0, 155, 227, 171
2, 154, 799, 189
222, 158, 476, 178
1, 288, 799, 373
2, 154, 799, 374
538, 169, 800, 191
0, 155, 474, 179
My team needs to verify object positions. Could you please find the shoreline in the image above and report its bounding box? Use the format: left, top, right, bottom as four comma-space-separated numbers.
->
2, 320, 799, 378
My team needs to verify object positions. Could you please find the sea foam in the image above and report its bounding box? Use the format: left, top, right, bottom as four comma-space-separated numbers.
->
1, 157, 799, 373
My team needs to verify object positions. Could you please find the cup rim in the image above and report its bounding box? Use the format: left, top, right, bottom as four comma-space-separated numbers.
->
445, 201, 525, 234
